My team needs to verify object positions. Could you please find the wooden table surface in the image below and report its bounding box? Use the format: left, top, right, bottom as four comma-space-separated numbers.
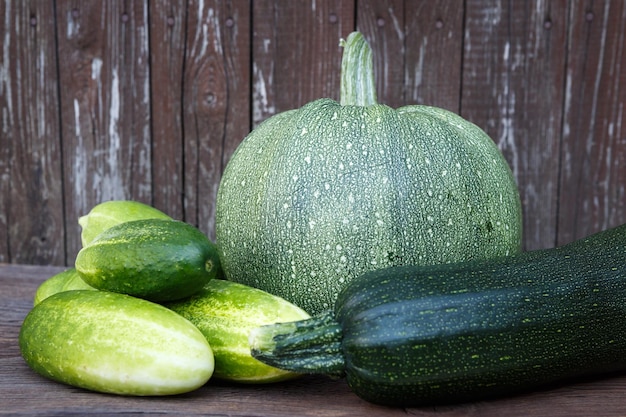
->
3, 263, 626, 416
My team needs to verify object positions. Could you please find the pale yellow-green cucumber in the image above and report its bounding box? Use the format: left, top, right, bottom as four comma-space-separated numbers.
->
79, 200, 171, 247
20, 290, 214, 395
165, 279, 310, 383
33, 268, 96, 305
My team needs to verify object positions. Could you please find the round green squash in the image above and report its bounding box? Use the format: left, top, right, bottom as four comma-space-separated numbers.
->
215, 32, 522, 315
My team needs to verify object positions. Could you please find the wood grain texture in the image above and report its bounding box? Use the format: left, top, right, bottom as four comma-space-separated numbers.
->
356, 0, 406, 108
404, 0, 464, 112
356, 0, 464, 112
461, 0, 568, 250
0, 0, 625, 264
4, 263, 626, 416
150, 0, 187, 221
0, 1, 65, 265
56, 1, 153, 260
181, 0, 250, 240
557, 0, 626, 245
252, 0, 355, 126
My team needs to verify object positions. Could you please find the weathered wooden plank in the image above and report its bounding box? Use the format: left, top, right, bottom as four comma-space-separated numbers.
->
149, 0, 187, 221
404, 0, 464, 112
181, 0, 251, 240
461, 0, 568, 251
356, 0, 405, 109
0, 1, 65, 265
2, 0, 626, 267
357, 0, 463, 112
558, 0, 626, 245
0, 2, 8, 264
252, 0, 356, 127
0, 2, 12, 264
217, 1, 253, 167
56, 1, 153, 260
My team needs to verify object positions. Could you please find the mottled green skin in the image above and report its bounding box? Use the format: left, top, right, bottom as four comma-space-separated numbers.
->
33, 268, 96, 305
216, 99, 522, 314
75, 219, 220, 302
251, 223, 626, 406
166, 279, 310, 383
79, 200, 171, 247
19, 290, 214, 395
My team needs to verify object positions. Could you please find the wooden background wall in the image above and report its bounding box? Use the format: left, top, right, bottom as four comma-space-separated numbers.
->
1, 0, 625, 267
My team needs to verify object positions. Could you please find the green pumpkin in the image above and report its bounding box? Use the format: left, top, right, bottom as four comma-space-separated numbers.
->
216, 32, 522, 315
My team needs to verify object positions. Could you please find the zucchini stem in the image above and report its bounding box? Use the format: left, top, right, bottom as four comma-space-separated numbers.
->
249, 311, 345, 377
340, 32, 378, 107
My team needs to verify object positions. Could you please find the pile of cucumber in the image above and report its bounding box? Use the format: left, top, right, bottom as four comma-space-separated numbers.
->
19, 201, 310, 396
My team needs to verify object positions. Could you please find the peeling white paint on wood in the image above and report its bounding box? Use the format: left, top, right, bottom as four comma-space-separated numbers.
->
587, 2, 611, 151
411, 37, 427, 103
72, 98, 88, 212
1, 2, 12, 132
253, 63, 275, 125
102, 67, 124, 202
66, 9, 79, 38
192, 0, 223, 59
386, 5, 404, 43
91, 57, 103, 80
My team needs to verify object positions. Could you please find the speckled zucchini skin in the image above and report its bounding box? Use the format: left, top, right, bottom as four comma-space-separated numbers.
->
251, 223, 626, 406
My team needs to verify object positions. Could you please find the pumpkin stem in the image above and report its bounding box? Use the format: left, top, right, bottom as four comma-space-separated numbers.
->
340, 32, 377, 106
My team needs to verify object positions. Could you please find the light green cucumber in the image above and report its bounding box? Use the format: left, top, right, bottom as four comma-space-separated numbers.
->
19, 290, 214, 395
75, 219, 220, 302
79, 200, 171, 247
33, 268, 96, 305
165, 279, 310, 383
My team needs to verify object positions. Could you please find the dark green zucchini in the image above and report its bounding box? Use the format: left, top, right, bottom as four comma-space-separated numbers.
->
250, 223, 626, 406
